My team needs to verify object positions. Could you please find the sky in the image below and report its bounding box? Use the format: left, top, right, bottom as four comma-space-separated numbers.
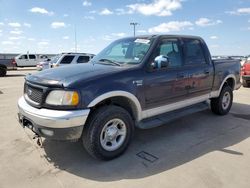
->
0, 0, 250, 56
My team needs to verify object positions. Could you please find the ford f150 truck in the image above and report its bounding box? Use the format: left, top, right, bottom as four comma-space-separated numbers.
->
17, 35, 241, 160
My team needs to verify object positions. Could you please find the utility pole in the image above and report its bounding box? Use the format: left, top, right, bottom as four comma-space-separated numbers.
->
74, 24, 77, 53
130, 22, 139, 37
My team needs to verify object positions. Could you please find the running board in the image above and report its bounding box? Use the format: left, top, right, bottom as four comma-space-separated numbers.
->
137, 102, 209, 129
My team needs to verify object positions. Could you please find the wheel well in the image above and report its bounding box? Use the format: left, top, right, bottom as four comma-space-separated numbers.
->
224, 77, 235, 89
90, 96, 138, 121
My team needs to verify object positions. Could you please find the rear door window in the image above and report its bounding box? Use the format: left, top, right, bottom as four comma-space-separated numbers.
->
183, 39, 206, 65
29, 55, 36, 59
60, 55, 74, 64
77, 56, 90, 63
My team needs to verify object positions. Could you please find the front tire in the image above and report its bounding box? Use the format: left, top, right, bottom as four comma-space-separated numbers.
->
0, 67, 7, 77
82, 105, 134, 160
211, 85, 233, 115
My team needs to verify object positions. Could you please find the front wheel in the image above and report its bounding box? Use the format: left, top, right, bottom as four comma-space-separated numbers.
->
82, 105, 134, 160
211, 85, 233, 115
0, 67, 7, 77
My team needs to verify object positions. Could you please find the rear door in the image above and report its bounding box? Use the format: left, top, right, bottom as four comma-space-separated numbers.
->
28, 54, 37, 66
182, 38, 214, 97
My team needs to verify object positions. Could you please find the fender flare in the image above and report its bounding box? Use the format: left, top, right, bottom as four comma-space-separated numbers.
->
87, 91, 142, 121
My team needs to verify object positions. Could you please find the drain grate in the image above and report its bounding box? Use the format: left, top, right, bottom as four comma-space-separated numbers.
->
136, 151, 158, 163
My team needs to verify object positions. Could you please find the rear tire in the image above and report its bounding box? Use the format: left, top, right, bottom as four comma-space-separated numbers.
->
82, 105, 134, 160
211, 85, 233, 115
0, 67, 7, 77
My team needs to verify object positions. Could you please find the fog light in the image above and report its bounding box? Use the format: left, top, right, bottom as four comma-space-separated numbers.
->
40, 129, 54, 136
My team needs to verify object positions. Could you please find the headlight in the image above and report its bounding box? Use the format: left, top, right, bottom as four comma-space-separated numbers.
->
45, 90, 79, 106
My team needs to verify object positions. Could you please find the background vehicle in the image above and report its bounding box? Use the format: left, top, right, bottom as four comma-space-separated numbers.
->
0, 57, 17, 77
14, 53, 55, 67
18, 35, 241, 160
51, 53, 95, 68
242, 57, 250, 87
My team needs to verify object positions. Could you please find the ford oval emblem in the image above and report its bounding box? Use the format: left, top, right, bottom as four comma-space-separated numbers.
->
28, 89, 32, 96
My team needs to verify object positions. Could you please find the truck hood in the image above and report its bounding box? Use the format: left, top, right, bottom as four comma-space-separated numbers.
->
26, 63, 123, 87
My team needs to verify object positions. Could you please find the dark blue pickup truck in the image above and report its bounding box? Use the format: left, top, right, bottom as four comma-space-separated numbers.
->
18, 35, 241, 160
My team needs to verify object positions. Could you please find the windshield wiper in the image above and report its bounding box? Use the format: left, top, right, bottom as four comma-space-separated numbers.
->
97, 58, 121, 66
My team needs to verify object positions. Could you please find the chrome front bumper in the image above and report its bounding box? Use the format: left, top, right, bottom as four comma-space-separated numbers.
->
17, 96, 90, 140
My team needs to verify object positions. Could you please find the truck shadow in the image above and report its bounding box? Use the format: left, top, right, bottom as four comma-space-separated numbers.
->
42, 102, 250, 182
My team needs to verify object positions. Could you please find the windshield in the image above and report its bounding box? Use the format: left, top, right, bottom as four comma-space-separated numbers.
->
91, 37, 153, 65
50, 54, 62, 64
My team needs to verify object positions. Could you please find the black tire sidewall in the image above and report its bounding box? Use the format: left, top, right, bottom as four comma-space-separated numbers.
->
0, 68, 7, 77
218, 86, 233, 115
83, 106, 134, 160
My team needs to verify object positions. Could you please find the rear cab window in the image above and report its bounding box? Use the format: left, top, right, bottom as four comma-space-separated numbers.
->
183, 39, 207, 65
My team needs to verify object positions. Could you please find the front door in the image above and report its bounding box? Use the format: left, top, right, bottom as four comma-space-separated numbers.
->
144, 38, 189, 109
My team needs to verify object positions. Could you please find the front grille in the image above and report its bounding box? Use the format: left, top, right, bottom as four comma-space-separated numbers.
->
25, 84, 44, 104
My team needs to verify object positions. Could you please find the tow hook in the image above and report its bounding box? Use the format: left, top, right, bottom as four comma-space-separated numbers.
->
33, 134, 43, 147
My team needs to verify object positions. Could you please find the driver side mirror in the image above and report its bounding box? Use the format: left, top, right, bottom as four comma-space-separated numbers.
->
151, 55, 169, 69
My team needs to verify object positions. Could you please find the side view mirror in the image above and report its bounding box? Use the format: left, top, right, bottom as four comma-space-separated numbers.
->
47, 58, 51, 61
151, 55, 169, 69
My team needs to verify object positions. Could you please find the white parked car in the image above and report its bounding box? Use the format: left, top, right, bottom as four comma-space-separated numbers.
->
51, 53, 95, 68
14, 54, 50, 67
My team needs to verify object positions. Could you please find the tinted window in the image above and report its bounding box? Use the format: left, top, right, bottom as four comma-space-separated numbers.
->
20, 55, 28, 59
184, 39, 206, 65
156, 39, 182, 68
29, 55, 36, 59
77, 56, 90, 63
60, 55, 74, 64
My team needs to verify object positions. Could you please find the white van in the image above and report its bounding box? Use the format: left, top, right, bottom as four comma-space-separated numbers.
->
14, 54, 49, 67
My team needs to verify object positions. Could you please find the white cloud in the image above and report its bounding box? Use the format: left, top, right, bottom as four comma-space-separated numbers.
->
38, 41, 49, 46
195, 18, 222, 27
51, 22, 66, 29
112, 33, 126, 37
115, 8, 127, 15
24, 23, 31, 28
29, 7, 54, 16
2, 41, 14, 45
137, 30, 147, 33
63, 36, 69, 40
83, 1, 92, 7
210, 44, 219, 48
228, 7, 250, 15
9, 36, 24, 40
99, 8, 113, 15
84, 16, 95, 20
8, 22, 21, 27
102, 35, 113, 41
0, 22, 4, 26
28, 38, 35, 41
148, 21, 193, 33
127, 0, 182, 16
210, 36, 218, 39
10, 30, 23, 35
63, 14, 69, 17
89, 10, 96, 14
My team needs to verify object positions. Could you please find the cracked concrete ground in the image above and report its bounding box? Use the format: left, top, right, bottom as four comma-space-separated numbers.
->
0, 69, 250, 188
